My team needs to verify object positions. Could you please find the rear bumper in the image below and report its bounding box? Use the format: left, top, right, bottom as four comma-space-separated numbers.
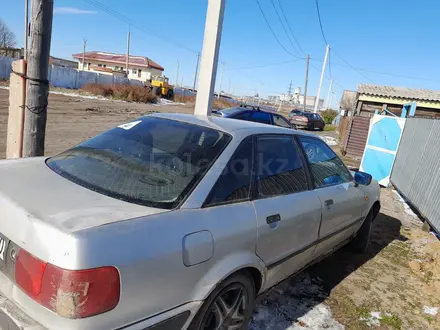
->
290, 120, 308, 127
0, 293, 201, 330
0, 295, 47, 330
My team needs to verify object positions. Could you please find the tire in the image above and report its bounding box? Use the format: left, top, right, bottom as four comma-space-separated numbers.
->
348, 209, 374, 253
308, 123, 314, 131
319, 125, 324, 131
167, 89, 174, 99
152, 87, 161, 97
188, 272, 256, 330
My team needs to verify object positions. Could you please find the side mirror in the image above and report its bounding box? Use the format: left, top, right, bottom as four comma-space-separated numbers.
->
354, 171, 372, 186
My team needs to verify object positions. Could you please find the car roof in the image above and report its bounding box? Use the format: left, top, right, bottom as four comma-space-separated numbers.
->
151, 113, 316, 138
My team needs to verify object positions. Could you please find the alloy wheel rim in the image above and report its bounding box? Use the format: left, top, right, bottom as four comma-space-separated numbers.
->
202, 283, 248, 330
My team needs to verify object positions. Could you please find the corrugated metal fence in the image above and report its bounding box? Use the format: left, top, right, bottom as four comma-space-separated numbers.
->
391, 117, 440, 233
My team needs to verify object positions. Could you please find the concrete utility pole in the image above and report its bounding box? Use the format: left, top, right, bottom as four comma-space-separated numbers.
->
329, 91, 333, 110
23, 0, 54, 157
288, 80, 292, 95
126, 31, 130, 76
24, 0, 29, 60
218, 61, 225, 99
228, 78, 231, 94
194, 0, 226, 115
326, 79, 333, 110
314, 44, 329, 113
303, 54, 309, 111
82, 38, 87, 71
176, 59, 179, 86
193, 52, 200, 91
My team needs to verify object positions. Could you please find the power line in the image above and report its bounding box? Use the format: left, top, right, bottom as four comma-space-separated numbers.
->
269, 0, 301, 57
314, 0, 328, 45
226, 58, 303, 71
254, 0, 302, 59
277, 0, 305, 55
82, 0, 198, 54
314, 0, 375, 84
332, 49, 376, 84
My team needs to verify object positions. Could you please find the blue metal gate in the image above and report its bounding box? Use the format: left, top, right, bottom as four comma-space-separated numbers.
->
360, 114, 406, 186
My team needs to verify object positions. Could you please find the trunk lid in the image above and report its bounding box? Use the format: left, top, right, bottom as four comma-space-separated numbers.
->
0, 158, 167, 246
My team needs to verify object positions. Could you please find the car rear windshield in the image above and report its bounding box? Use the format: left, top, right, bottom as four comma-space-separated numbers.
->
46, 117, 231, 209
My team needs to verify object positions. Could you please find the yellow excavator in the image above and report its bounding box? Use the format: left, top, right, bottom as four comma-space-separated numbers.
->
149, 75, 174, 99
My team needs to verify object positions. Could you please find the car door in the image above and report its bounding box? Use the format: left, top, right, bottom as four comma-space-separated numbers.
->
297, 136, 366, 256
253, 135, 322, 289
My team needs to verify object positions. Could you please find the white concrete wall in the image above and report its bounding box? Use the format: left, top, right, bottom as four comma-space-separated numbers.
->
0, 56, 143, 88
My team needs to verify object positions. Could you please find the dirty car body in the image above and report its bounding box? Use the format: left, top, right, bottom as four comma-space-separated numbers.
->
0, 114, 380, 330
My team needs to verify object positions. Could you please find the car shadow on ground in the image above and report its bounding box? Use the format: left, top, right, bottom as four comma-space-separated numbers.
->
249, 212, 404, 330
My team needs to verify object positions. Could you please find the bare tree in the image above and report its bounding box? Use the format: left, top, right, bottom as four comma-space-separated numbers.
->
0, 19, 17, 48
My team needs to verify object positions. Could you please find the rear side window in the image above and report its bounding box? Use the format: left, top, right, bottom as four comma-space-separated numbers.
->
256, 135, 308, 198
273, 114, 291, 128
249, 112, 272, 125
204, 137, 253, 206
298, 136, 352, 188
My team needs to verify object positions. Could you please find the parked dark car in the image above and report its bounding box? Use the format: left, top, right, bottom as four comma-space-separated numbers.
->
213, 106, 294, 129
288, 109, 303, 119
290, 111, 325, 131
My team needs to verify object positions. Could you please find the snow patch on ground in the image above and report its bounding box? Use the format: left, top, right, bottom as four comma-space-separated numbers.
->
249, 273, 344, 330
392, 190, 418, 218
0, 86, 183, 106
423, 306, 439, 316
49, 90, 109, 101
360, 312, 393, 327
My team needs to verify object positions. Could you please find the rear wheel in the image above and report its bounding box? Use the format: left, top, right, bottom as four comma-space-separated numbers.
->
167, 89, 174, 99
188, 272, 256, 330
348, 208, 374, 253
152, 87, 161, 97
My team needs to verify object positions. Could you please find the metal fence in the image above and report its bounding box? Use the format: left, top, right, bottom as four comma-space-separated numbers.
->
391, 117, 440, 233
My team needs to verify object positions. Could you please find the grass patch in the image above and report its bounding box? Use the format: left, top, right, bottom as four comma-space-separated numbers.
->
173, 94, 234, 109
324, 125, 336, 131
81, 84, 158, 103
381, 313, 403, 329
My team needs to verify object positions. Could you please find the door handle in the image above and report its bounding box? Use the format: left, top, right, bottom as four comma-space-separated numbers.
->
266, 214, 281, 224
324, 199, 334, 207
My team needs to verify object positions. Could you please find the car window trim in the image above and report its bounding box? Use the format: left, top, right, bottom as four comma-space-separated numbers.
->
295, 135, 353, 190
202, 136, 256, 208
251, 133, 313, 202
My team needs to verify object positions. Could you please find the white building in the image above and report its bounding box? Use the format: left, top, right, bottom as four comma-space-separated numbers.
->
72, 51, 164, 82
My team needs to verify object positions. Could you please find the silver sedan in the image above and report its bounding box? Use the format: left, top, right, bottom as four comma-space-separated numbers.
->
0, 113, 380, 330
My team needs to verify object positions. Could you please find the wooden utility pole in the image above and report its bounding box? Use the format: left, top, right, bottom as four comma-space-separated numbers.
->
126, 31, 130, 75
303, 54, 309, 111
193, 52, 200, 91
22, 0, 54, 157
314, 44, 329, 113
82, 38, 87, 71
176, 59, 179, 86
326, 79, 333, 110
218, 61, 224, 99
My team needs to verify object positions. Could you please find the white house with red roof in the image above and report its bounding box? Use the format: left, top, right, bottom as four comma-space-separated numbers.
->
72, 51, 164, 82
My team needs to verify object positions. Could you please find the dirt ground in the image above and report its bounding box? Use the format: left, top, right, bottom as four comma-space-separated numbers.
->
0, 88, 194, 159
0, 88, 439, 329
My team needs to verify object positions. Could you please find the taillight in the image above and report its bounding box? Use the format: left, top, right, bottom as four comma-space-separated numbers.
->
16, 249, 120, 319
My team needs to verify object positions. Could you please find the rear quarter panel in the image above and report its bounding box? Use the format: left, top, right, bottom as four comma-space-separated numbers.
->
70, 203, 260, 330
